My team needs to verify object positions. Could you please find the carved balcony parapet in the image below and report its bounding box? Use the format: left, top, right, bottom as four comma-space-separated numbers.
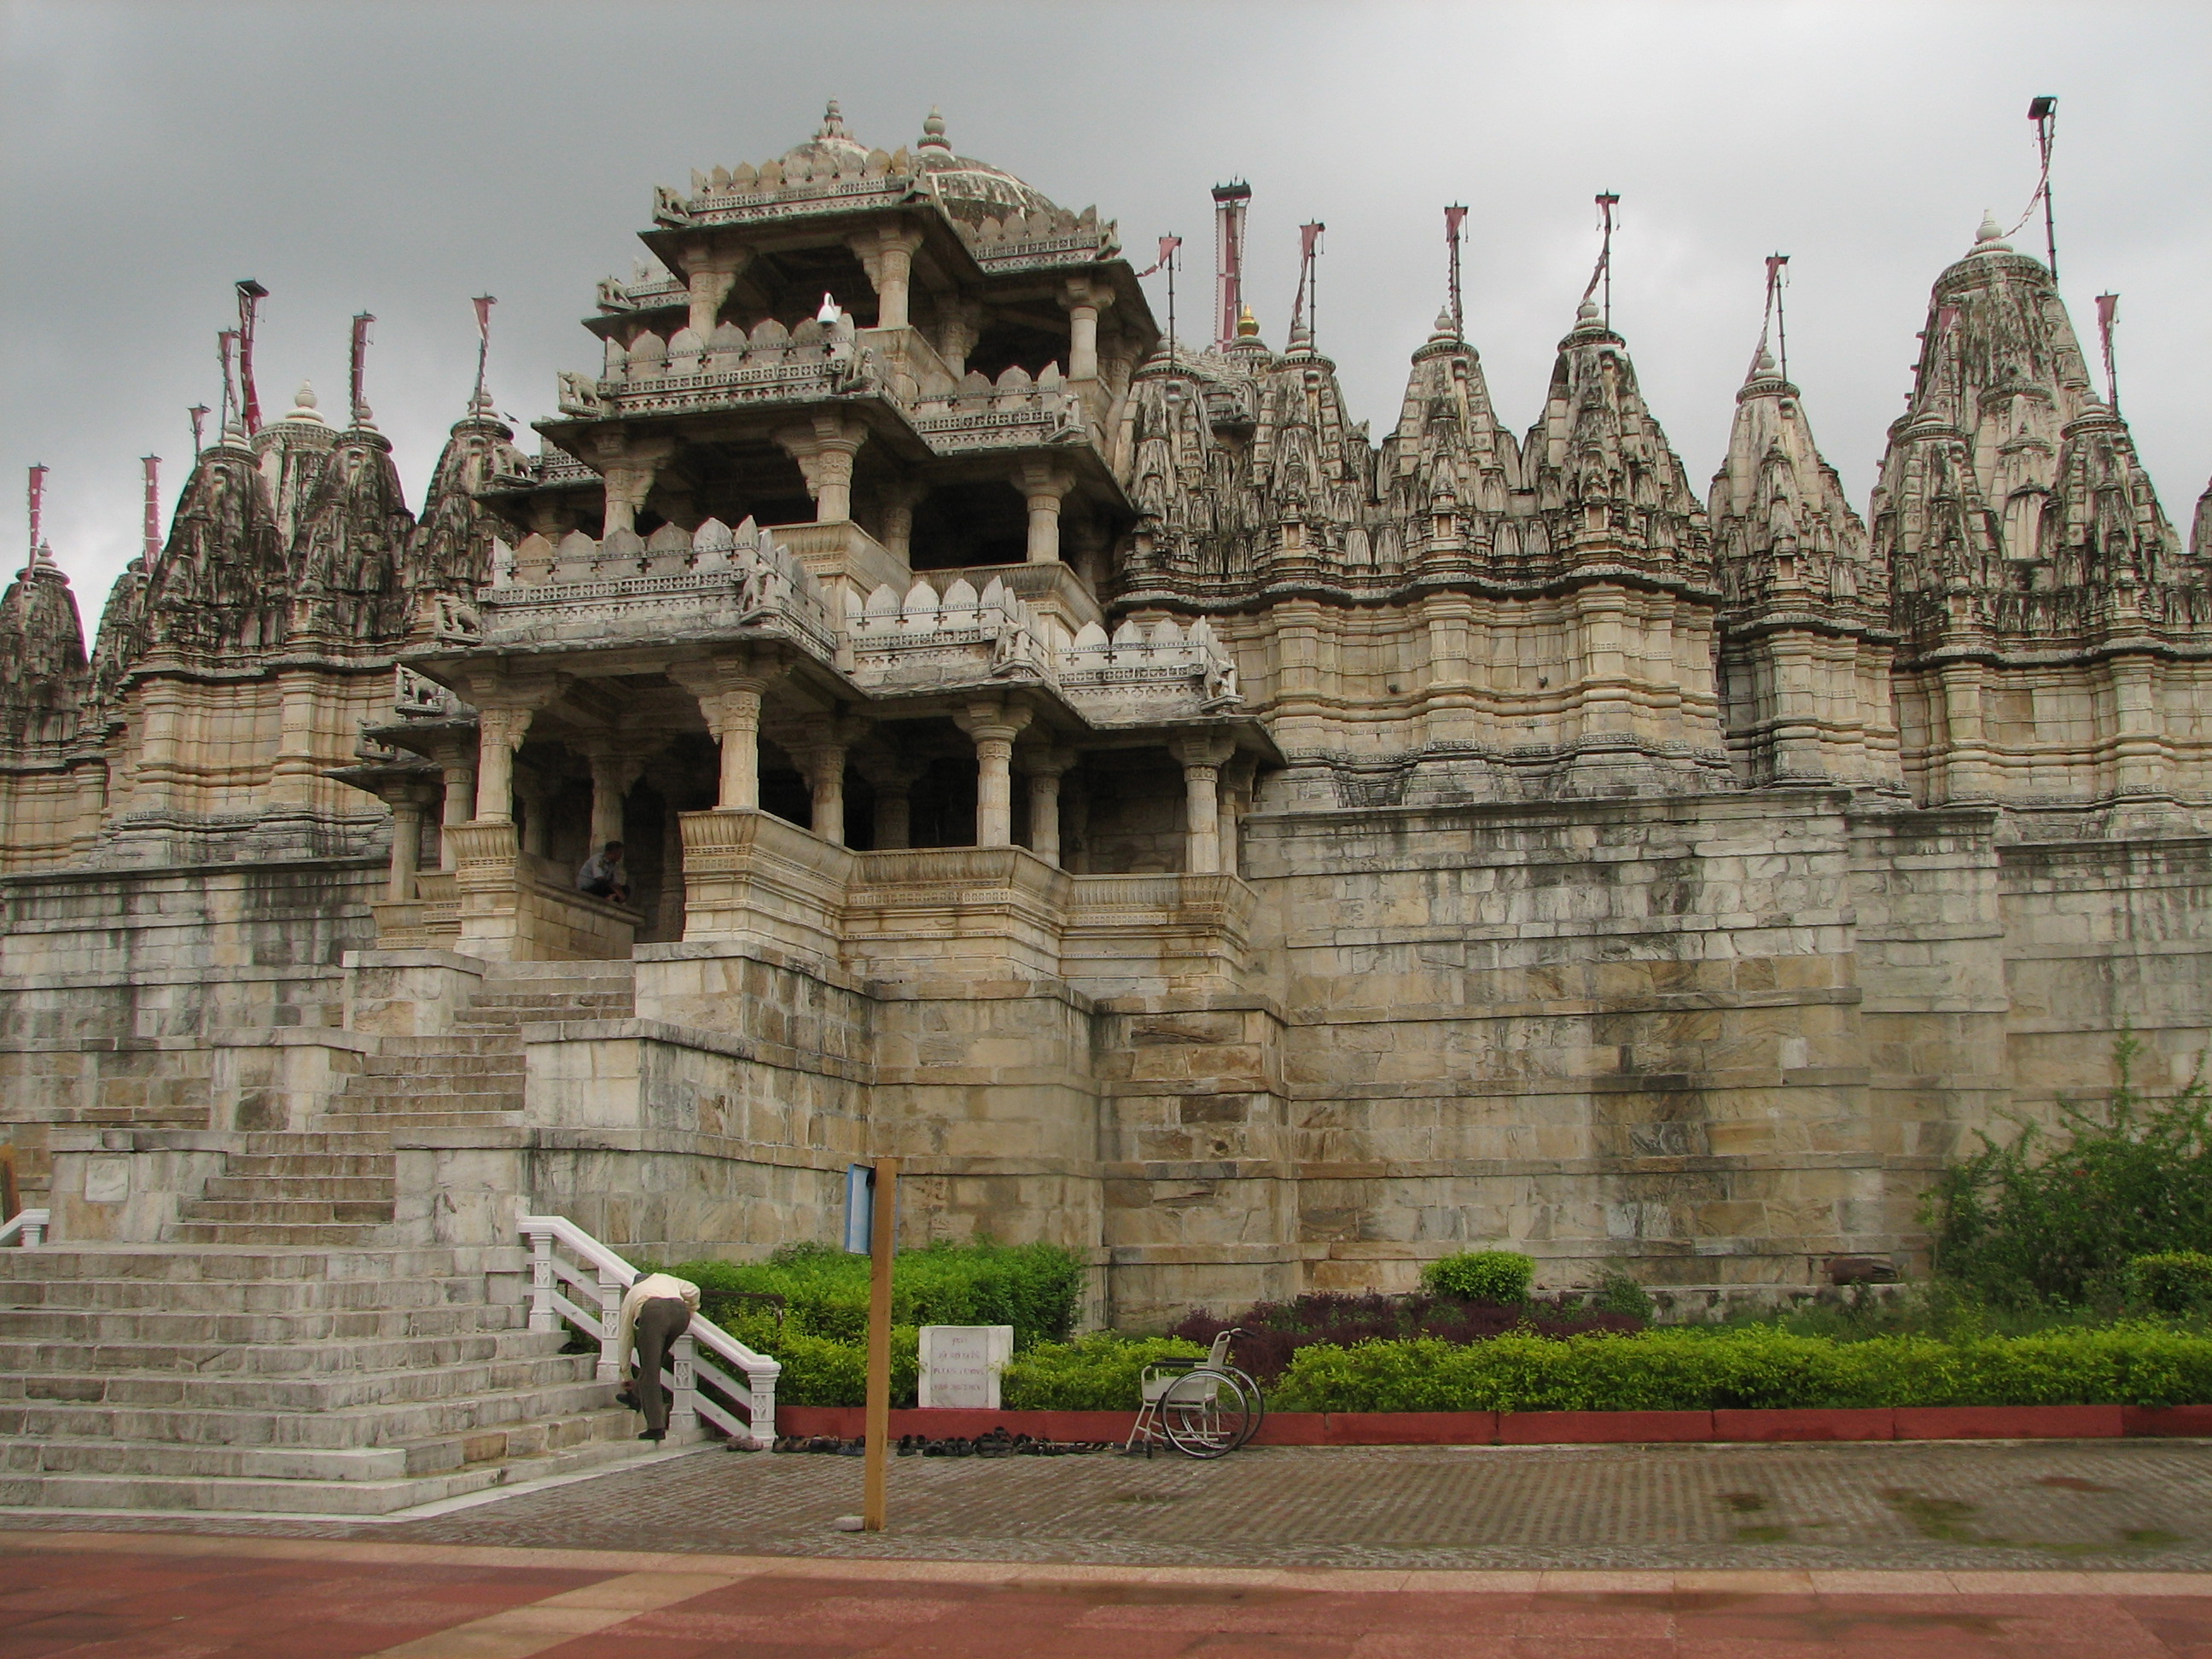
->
480, 518, 837, 665
954, 205, 1119, 272
843, 575, 1055, 694
1059, 615, 1241, 727
907, 364, 1085, 454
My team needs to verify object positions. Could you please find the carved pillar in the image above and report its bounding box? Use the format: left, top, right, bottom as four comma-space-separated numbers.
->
1060, 278, 1114, 382
954, 700, 1034, 847
850, 224, 926, 332
880, 480, 921, 563
1022, 746, 1075, 867
1218, 754, 1257, 878
586, 746, 645, 851
796, 718, 864, 847
591, 434, 674, 538
932, 298, 981, 378
1015, 457, 1074, 565
384, 793, 428, 902
776, 413, 870, 525
434, 744, 475, 870
472, 707, 533, 824
685, 241, 753, 337
515, 767, 554, 858
861, 756, 923, 851
1169, 732, 1239, 875
670, 653, 786, 810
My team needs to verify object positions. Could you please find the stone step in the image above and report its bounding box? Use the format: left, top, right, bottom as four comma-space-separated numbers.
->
201, 1176, 396, 1202
0, 1418, 690, 1516
0, 1246, 507, 1283
355, 1053, 525, 1079
320, 1086, 524, 1111
3, 1375, 622, 1448
3, 1348, 598, 1414
312, 1112, 523, 1134
0, 1302, 519, 1344
239, 1132, 396, 1156
220, 1155, 395, 1179
0, 1323, 561, 1378
161, 1221, 395, 1247
176, 1200, 396, 1226
364, 1033, 527, 1057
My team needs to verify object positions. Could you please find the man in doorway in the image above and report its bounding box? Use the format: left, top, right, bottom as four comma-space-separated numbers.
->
577, 839, 630, 905
614, 1270, 700, 1441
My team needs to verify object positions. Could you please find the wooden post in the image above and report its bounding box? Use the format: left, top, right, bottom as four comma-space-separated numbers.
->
861, 1155, 899, 1531
0, 1144, 17, 1224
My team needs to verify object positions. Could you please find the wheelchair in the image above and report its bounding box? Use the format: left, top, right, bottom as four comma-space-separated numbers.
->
1125, 1328, 1266, 1458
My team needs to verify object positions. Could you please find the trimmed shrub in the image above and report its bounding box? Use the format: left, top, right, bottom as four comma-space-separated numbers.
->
2127, 1252, 2212, 1314
760, 1326, 922, 1407
669, 1239, 1082, 1351
1268, 1323, 2212, 1413
1421, 1250, 1535, 1305
1172, 1291, 1639, 1382
1001, 1333, 1205, 1411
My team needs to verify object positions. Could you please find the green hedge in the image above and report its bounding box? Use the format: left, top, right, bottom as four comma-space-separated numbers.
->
1422, 1250, 1534, 1305
1269, 1324, 2212, 1412
2127, 1252, 2212, 1314
1000, 1335, 1205, 1411
759, 1327, 922, 1408
670, 1240, 1082, 1351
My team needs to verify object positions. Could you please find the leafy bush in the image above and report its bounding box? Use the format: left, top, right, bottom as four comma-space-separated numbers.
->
1001, 1333, 1205, 1410
1172, 1291, 1639, 1382
667, 1238, 1082, 1351
1423, 1250, 1535, 1305
1591, 1272, 1656, 1321
760, 1326, 921, 1407
1269, 1323, 2212, 1413
2128, 1252, 2212, 1314
1928, 1036, 2212, 1307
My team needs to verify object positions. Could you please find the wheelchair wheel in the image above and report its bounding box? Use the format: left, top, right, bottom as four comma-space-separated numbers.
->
1157, 1367, 1256, 1459
1222, 1365, 1266, 1447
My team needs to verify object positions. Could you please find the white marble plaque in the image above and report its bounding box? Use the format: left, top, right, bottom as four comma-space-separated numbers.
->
917, 1324, 1014, 1409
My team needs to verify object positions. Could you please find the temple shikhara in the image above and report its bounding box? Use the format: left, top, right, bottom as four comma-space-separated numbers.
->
3, 105, 2209, 1509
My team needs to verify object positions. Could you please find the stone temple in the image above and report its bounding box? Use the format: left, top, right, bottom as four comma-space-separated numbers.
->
3, 105, 2210, 1507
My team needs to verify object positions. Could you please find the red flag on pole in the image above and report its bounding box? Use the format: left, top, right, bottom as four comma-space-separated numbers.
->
27, 463, 47, 556
471, 295, 498, 405
1445, 205, 1468, 337
141, 457, 161, 562
1136, 236, 1181, 278
236, 280, 268, 434
350, 313, 375, 425
2095, 292, 2120, 409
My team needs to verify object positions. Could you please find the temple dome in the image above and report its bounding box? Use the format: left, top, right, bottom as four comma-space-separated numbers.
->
910, 107, 1062, 220
773, 100, 874, 181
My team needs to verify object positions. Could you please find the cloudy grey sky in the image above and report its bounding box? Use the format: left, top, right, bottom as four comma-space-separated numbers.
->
5, 1, 2208, 623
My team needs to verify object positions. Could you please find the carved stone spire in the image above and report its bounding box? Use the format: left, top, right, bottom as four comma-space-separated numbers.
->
292, 416, 414, 648
403, 401, 523, 641
1709, 347, 1900, 789
144, 425, 292, 660
1522, 300, 1710, 585
1872, 214, 2195, 657
0, 538, 90, 757
1380, 307, 1520, 567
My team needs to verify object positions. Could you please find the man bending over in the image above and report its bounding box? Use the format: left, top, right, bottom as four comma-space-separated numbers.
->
614, 1270, 700, 1441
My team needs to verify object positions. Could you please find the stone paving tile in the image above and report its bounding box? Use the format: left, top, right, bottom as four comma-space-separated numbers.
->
5, 1440, 2212, 1575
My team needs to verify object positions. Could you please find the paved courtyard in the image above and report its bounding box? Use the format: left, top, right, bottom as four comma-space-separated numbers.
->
7, 1441, 2211, 1655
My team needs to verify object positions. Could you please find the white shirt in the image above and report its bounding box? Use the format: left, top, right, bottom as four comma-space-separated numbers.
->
616, 1272, 699, 1367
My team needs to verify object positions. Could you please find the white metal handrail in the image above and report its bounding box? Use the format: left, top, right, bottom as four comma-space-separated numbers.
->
0, 1208, 48, 1248
519, 1214, 778, 1446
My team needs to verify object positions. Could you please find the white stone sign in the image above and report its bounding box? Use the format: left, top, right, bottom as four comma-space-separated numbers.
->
917, 1324, 1014, 1409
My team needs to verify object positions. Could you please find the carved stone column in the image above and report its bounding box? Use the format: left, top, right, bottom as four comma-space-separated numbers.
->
585, 745, 645, 852
685, 240, 753, 337
1015, 458, 1074, 565
514, 766, 555, 858
1022, 746, 1075, 866
1217, 753, 1257, 878
432, 742, 476, 870
380, 787, 436, 902
670, 652, 787, 810
1169, 731, 1239, 875
849, 223, 926, 332
954, 699, 1034, 847
879, 480, 921, 563
471, 707, 533, 824
796, 718, 864, 847
776, 412, 870, 525
1060, 278, 1114, 382
859, 755, 924, 850
931, 297, 982, 378
590, 433, 674, 538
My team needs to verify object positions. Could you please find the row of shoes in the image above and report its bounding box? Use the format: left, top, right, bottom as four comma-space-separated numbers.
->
773, 1435, 867, 1454
899, 1429, 1119, 1458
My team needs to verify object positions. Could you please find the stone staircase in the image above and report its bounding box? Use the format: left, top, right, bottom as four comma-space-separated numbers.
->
0, 962, 677, 1515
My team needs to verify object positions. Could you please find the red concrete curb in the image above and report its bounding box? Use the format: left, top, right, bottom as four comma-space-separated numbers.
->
777, 1402, 2198, 1446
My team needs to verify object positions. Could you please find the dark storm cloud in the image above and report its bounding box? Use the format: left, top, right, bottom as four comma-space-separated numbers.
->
4, 0, 2208, 614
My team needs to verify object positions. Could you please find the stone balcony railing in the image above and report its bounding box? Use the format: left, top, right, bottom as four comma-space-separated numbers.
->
463, 517, 1241, 722
470, 517, 837, 661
